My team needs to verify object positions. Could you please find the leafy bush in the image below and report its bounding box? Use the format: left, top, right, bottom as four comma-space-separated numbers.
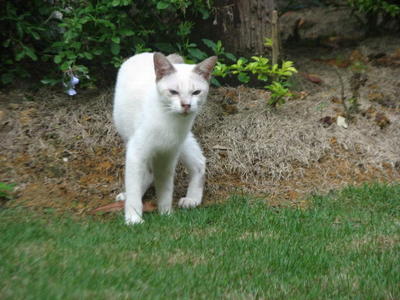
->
348, 0, 400, 16
348, 0, 400, 31
0, 0, 212, 89
1, 1, 296, 108
213, 56, 297, 107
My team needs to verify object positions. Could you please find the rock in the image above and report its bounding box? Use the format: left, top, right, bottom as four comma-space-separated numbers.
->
336, 116, 348, 128
280, 7, 367, 44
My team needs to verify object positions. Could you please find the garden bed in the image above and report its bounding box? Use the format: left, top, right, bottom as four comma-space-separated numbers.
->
1, 36, 399, 213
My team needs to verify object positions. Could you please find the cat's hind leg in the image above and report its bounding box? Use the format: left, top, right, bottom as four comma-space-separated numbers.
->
178, 133, 205, 209
124, 138, 151, 225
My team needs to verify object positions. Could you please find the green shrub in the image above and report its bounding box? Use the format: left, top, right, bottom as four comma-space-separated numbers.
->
349, 0, 400, 16
348, 0, 400, 31
0, 0, 212, 89
1, 0, 296, 108
213, 56, 297, 107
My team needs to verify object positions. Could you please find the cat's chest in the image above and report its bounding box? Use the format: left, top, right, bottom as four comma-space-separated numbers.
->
134, 122, 187, 155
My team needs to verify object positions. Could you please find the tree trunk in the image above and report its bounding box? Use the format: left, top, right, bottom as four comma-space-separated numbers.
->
213, 0, 276, 56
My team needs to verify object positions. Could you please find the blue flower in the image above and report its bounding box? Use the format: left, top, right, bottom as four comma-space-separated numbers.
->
67, 88, 77, 96
70, 75, 79, 86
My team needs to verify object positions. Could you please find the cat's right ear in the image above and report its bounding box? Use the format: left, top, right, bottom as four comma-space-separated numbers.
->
154, 52, 176, 81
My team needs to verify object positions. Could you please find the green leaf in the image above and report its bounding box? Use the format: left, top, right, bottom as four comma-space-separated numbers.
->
82, 52, 93, 60
60, 61, 71, 71
93, 49, 103, 55
111, 43, 120, 55
54, 55, 63, 64
157, 2, 169, 9
238, 72, 250, 83
111, 0, 121, 7
120, 29, 135, 36
202, 39, 216, 51
15, 51, 25, 61
224, 52, 237, 62
71, 42, 82, 50
111, 36, 120, 44
65, 51, 77, 60
188, 48, 207, 61
211, 77, 221, 87
31, 31, 40, 40
41, 78, 60, 86
198, 8, 210, 20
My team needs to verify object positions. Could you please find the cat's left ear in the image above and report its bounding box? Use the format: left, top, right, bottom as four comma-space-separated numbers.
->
154, 52, 176, 81
194, 56, 218, 81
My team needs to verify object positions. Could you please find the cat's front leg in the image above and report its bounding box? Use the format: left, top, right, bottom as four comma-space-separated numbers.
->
178, 134, 205, 209
153, 154, 179, 215
124, 139, 147, 225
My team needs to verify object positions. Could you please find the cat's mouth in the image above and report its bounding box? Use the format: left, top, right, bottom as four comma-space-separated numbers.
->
180, 107, 194, 115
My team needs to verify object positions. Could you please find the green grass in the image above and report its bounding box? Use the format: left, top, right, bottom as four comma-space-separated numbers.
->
1, 183, 399, 299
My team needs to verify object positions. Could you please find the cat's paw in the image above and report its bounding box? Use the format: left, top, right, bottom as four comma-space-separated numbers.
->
116, 192, 126, 202
125, 213, 144, 225
178, 197, 201, 209
125, 208, 143, 225
158, 205, 173, 215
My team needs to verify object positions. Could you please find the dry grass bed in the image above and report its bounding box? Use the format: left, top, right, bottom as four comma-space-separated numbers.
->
1, 37, 400, 213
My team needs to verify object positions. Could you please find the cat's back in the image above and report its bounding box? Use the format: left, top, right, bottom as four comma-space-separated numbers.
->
116, 52, 156, 90
113, 52, 157, 141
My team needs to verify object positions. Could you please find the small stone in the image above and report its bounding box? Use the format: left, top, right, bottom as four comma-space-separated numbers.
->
336, 116, 348, 128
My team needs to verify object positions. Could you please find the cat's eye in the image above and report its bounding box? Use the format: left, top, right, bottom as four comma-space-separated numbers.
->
192, 90, 201, 96
169, 89, 179, 95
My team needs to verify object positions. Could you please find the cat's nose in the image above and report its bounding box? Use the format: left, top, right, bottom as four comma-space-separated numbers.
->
181, 103, 191, 111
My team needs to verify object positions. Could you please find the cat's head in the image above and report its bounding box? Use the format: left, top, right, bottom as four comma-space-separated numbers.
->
153, 52, 217, 115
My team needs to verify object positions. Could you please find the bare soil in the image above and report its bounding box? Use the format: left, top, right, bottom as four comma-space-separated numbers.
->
1, 36, 399, 214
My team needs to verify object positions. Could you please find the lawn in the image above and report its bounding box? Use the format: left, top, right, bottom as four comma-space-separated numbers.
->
1, 183, 399, 299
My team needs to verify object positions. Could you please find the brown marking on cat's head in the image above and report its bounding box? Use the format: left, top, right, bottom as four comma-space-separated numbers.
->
193, 56, 218, 81
154, 52, 176, 81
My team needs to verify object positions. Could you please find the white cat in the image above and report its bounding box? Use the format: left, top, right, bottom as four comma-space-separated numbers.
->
113, 52, 217, 224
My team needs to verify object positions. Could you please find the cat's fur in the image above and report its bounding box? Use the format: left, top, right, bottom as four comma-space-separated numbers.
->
113, 52, 217, 224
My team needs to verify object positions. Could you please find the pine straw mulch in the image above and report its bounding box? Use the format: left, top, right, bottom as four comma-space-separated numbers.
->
1, 37, 400, 214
